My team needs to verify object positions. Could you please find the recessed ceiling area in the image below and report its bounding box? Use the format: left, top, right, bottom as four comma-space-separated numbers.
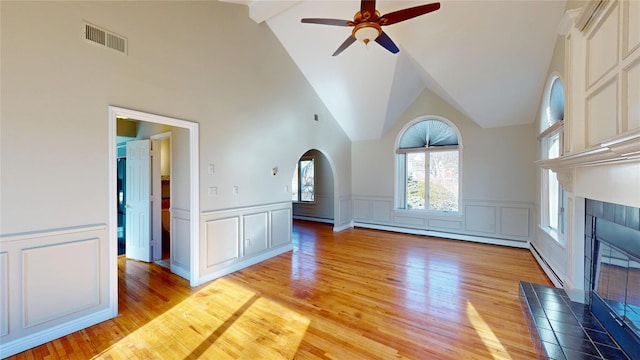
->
224, 0, 567, 141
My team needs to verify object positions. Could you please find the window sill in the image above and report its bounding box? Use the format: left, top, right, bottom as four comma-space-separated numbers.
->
395, 208, 463, 217
538, 224, 566, 248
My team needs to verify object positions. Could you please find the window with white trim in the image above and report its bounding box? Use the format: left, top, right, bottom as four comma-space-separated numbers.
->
539, 75, 565, 241
396, 118, 460, 212
292, 157, 315, 202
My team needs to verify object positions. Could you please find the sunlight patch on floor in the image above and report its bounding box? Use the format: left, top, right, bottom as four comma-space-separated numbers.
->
93, 278, 310, 359
466, 301, 512, 360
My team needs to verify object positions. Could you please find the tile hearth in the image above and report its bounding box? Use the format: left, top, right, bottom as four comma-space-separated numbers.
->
519, 282, 630, 360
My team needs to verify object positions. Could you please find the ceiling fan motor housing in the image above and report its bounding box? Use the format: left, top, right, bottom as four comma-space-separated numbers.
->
352, 22, 382, 44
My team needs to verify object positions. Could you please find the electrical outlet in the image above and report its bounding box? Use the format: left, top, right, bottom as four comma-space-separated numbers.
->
208, 164, 215, 174
233, 186, 239, 195
208, 187, 217, 196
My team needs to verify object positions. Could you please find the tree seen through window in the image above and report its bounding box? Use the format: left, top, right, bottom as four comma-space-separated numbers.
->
398, 119, 460, 212
292, 157, 315, 202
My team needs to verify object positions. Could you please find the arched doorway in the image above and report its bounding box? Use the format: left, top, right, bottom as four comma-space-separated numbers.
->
291, 149, 335, 224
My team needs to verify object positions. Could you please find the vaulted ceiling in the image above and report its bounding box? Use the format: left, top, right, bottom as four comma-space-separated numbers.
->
223, 0, 567, 141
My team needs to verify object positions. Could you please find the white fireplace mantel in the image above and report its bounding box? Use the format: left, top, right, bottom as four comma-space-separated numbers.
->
536, 129, 640, 194
536, 129, 640, 170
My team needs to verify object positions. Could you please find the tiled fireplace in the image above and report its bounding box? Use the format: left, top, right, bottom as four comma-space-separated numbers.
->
585, 199, 640, 359
521, 199, 640, 360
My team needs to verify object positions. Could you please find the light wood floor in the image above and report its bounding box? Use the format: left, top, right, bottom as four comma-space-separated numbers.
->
6, 220, 552, 359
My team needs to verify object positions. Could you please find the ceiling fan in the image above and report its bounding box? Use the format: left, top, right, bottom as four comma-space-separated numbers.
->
301, 0, 440, 56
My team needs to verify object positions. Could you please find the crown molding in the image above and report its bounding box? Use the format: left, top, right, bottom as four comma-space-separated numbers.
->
536, 129, 640, 171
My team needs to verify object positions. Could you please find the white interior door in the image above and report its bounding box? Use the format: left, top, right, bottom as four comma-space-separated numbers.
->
125, 139, 151, 262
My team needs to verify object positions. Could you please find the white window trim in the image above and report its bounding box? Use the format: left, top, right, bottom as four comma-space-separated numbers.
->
394, 116, 462, 214
293, 156, 315, 204
539, 73, 566, 245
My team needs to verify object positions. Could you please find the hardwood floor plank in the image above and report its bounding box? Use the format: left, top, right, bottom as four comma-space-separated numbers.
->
4, 220, 551, 359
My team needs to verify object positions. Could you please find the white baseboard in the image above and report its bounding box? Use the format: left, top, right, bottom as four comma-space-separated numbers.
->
353, 222, 529, 249
193, 244, 293, 287
529, 244, 564, 288
333, 221, 354, 232
292, 215, 334, 224
0, 308, 113, 359
171, 264, 190, 281
291, 215, 354, 232
563, 278, 587, 303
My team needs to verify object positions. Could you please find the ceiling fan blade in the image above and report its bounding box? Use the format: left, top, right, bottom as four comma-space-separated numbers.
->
375, 31, 399, 54
332, 35, 357, 56
380, 2, 440, 26
301, 18, 352, 26
361, 0, 376, 16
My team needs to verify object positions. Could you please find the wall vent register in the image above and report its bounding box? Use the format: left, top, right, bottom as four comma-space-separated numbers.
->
84, 23, 127, 55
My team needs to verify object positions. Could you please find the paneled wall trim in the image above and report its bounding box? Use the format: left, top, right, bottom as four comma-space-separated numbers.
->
584, 1, 639, 148
170, 207, 191, 280
352, 196, 532, 247
197, 202, 293, 286
0, 224, 112, 359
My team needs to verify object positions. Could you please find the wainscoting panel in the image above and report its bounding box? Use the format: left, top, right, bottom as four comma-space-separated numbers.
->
428, 218, 462, 231
243, 212, 268, 257
352, 196, 532, 246
0, 224, 111, 358
531, 226, 567, 287
1, 252, 7, 337
198, 202, 293, 284
465, 204, 497, 234
22, 239, 99, 328
353, 199, 371, 221
394, 214, 427, 227
271, 208, 292, 247
204, 217, 239, 269
171, 208, 191, 276
500, 207, 531, 238
372, 200, 392, 222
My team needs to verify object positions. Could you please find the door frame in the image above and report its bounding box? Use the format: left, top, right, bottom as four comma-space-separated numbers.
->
150, 131, 172, 263
108, 106, 200, 317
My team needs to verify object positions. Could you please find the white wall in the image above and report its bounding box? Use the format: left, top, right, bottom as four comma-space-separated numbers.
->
0, 1, 351, 356
351, 87, 537, 246
531, 27, 569, 285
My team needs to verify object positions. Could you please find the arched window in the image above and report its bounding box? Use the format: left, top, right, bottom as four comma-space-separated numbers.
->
539, 75, 565, 242
396, 118, 461, 212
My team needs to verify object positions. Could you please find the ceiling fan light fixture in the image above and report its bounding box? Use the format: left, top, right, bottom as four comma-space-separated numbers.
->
301, 1, 440, 55
352, 22, 381, 45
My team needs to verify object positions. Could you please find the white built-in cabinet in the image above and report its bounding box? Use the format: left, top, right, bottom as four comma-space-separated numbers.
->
537, 0, 640, 301
555, 0, 640, 164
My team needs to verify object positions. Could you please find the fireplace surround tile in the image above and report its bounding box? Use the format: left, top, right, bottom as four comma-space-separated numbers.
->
519, 281, 630, 360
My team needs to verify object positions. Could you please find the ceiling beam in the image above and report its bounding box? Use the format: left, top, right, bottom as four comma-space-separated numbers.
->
220, 0, 302, 23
